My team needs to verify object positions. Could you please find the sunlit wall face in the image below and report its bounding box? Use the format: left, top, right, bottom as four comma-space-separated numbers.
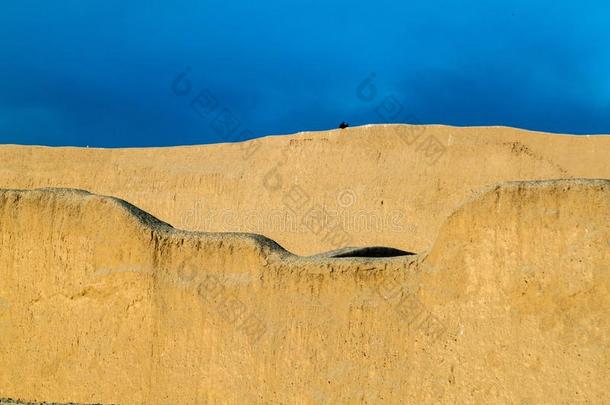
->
1, 0, 609, 147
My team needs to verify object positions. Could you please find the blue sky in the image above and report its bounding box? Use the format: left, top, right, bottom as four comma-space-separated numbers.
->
1, 0, 609, 147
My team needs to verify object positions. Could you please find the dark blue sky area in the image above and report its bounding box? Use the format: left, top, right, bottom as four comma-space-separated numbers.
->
1, 1, 609, 147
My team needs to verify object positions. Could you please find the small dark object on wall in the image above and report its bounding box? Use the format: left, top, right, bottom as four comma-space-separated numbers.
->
339, 122, 349, 129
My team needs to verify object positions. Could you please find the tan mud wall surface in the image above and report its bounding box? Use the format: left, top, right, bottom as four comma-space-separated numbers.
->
0, 126, 609, 404
1, 125, 608, 255
0, 180, 608, 404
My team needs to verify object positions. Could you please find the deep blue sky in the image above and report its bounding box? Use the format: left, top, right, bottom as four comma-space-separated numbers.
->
1, 1, 609, 147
